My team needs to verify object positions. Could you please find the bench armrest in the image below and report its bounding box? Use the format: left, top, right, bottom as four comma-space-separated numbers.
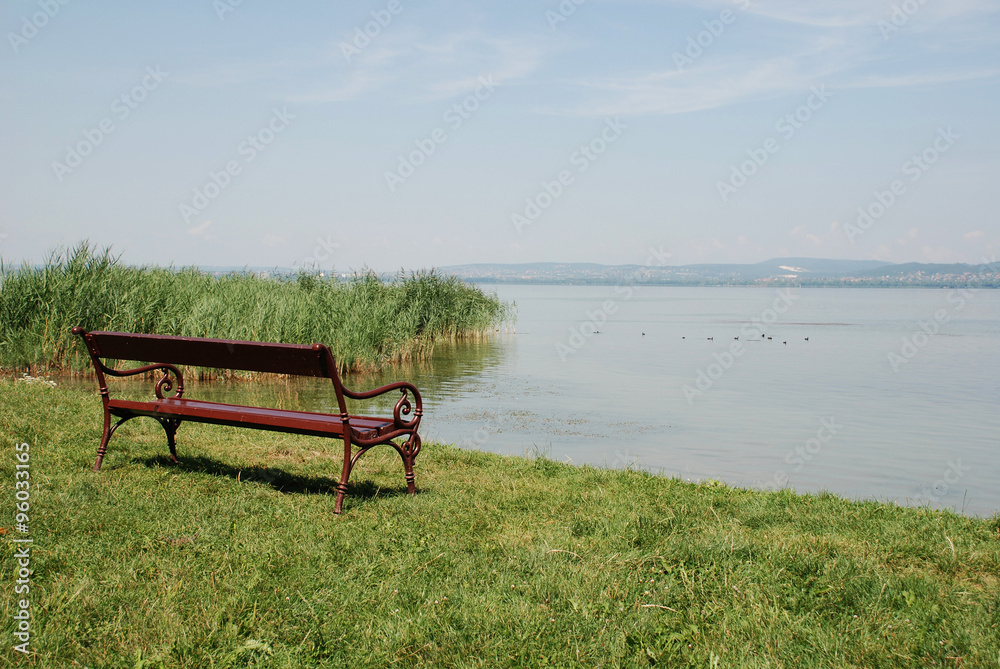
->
103, 363, 186, 399
341, 381, 422, 430
73, 326, 185, 400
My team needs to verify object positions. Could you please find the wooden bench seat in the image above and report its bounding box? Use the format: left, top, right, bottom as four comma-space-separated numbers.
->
107, 398, 396, 441
73, 327, 423, 513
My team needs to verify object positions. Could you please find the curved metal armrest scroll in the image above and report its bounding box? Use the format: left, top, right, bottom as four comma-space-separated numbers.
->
341, 381, 422, 430
100, 362, 185, 399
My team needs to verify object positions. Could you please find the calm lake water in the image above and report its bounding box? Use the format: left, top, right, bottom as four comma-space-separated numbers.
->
353, 285, 1000, 517
84, 285, 1000, 516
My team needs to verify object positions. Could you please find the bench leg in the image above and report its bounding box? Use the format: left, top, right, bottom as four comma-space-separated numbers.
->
334, 483, 349, 515
403, 457, 416, 495
333, 434, 421, 513
399, 433, 421, 495
94, 415, 132, 472
157, 418, 182, 464
334, 435, 353, 515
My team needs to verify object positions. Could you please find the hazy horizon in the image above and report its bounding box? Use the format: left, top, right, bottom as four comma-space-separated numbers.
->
3, 1, 998, 271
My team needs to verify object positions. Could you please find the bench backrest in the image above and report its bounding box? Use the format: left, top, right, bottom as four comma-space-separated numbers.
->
76, 329, 334, 378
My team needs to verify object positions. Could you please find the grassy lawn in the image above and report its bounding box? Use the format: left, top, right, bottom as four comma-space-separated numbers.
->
2, 378, 999, 668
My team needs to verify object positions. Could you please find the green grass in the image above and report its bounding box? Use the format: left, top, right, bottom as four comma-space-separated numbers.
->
2, 379, 999, 668
0, 242, 512, 374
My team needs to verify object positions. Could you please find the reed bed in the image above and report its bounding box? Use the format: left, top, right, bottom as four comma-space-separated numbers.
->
0, 243, 513, 374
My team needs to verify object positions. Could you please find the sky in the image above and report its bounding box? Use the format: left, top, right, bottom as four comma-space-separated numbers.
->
1, 0, 999, 272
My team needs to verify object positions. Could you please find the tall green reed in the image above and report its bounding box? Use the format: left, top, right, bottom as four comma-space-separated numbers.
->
0, 242, 513, 374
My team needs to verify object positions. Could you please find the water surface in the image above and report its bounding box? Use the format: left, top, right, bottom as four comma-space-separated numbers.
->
368, 285, 1000, 516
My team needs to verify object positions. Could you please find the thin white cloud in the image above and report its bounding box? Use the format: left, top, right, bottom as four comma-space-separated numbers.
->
850, 68, 1000, 90
555, 43, 849, 117
788, 221, 851, 256
553, 0, 1000, 117
922, 245, 956, 263
188, 220, 215, 240
291, 29, 422, 103
634, 0, 994, 28
895, 228, 919, 247
741, 2, 881, 28
420, 38, 548, 99
295, 31, 546, 104
560, 56, 1000, 117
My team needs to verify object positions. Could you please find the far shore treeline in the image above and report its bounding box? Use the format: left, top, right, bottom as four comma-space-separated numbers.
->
0, 243, 513, 375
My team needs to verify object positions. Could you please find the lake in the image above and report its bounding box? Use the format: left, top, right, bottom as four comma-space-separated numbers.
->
166, 285, 1000, 516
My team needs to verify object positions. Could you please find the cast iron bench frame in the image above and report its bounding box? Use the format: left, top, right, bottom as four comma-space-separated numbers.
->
73, 327, 423, 514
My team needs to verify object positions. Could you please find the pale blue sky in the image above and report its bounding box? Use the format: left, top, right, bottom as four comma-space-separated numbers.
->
2, 0, 998, 271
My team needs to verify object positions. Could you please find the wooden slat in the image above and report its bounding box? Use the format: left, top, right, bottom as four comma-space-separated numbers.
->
88, 331, 330, 377
108, 398, 392, 440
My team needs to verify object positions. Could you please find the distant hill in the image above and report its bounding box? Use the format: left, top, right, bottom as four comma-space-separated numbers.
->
437, 258, 1000, 287
188, 258, 999, 288
664, 258, 893, 280
851, 262, 997, 278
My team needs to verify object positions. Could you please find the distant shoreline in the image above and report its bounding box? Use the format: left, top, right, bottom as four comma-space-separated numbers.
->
11, 255, 994, 289
437, 257, 1000, 289
460, 278, 1000, 289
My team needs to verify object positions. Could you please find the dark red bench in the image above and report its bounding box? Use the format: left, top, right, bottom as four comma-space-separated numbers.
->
73, 327, 423, 514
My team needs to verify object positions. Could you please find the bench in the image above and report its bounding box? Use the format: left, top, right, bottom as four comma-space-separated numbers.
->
72, 327, 423, 514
